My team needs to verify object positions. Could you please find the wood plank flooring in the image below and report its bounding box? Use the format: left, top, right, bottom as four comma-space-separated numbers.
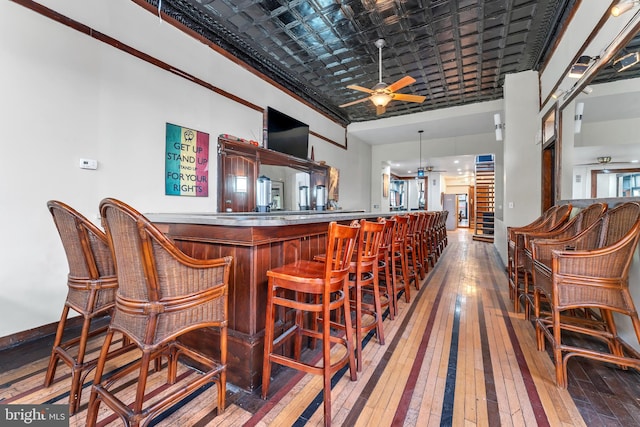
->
1, 228, 640, 426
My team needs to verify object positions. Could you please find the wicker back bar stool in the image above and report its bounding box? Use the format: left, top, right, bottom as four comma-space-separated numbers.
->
530, 201, 640, 388
44, 200, 133, 414
518, 202, 608, 319
86, 198, 232, 427
509, 203, 572, 313
507, 205, 560, 303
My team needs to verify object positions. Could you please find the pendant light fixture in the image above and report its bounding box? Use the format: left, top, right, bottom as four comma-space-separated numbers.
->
417, 130, 425, 177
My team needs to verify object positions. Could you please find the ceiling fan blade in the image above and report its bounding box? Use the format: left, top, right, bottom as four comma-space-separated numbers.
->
339, 97, 371, 108
376, 105, 386, 115
393, 93, 426, 103
387, 76, 416, 93
346, 84, 374, 94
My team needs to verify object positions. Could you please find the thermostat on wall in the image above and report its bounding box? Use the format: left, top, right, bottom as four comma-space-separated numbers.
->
79, 158, 98, 170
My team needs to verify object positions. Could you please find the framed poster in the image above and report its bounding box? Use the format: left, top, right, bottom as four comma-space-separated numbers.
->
165, 123, 209, 197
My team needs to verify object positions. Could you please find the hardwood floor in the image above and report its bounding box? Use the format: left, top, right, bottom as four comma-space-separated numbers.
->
1, 228, 639, 426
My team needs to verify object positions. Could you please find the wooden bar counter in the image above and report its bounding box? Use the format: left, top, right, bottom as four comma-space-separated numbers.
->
147, 210, 386, 390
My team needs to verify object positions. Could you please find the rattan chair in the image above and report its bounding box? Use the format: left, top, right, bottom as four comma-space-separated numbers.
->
86, 198, 232, 427
508, 204, 572, 313
44, 200, 133, 414
517, 203, 608, 319
530, 201, 640, 388
262, 221, 359, 427
507, 205, 558, 302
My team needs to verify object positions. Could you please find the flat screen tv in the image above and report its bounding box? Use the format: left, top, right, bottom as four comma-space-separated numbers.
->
267, 107, 309, 160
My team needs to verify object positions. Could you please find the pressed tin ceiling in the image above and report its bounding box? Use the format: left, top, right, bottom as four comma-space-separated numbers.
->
145, 0, 574, 125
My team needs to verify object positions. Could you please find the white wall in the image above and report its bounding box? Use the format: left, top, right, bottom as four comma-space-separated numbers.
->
497, 71, 541, 263
0, 0, 369, 337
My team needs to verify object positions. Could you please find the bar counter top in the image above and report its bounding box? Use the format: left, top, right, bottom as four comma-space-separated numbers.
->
145, 209, 398, 227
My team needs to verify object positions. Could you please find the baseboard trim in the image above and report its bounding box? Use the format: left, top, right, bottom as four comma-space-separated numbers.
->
0, 315, 85, 351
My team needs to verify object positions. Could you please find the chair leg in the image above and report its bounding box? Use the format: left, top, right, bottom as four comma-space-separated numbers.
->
552, 307, 567, 388
261, 280, 276, 400
389, 252, 399, 317
400, 249, 411, 302
167, 344, 179, 384
69, 315, 92, 414
219, 325, 227, 413
45, 305, 93, 415
353, 277, 363, 372
408, 247, 420, 290
522, 271, 531, 320
322, 298, 333, 426
341, 282, 357, 382
44, 306, 69, 388
381, 254, 394, 320
86, 330, 115, 427
372, 268, 385, 346
132, 352, 153, 420
601, 309, 625, 360
534, 290, 545, 351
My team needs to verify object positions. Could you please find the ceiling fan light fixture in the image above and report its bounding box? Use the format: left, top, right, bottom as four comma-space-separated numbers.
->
371, 92, 392, 107
597, 156, 612, 164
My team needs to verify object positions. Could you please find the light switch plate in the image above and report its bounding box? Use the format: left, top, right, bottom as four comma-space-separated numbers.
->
79, 158, 98, 170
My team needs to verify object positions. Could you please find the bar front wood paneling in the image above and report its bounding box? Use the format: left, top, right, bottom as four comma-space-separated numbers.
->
150, 212, 382, 390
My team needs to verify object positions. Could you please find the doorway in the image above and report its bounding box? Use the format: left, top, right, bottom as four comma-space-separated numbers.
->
457, 194, 469, 227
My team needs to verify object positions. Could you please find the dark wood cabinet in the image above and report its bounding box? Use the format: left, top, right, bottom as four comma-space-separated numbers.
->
217, 137, 329, 212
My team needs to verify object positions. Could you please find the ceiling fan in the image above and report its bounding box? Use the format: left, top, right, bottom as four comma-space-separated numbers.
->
339, 39, 426, 115
424, 165, 447, 173
576, 156, 631, 166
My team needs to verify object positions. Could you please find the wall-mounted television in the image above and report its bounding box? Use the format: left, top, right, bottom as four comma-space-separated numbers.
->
267, 107, 309, 160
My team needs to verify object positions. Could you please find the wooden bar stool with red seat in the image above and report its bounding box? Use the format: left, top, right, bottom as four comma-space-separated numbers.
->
391, 215, 413, 310
262, 221, 359, 427
422, 211, 436, 271
404, 214, 422, 287
44, 200, 134, 414
376, 217, 396, 319
86, 198, 231, 427
311, 219, 386, 371
351, 219, 386, 371
412, 212, 427, 281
